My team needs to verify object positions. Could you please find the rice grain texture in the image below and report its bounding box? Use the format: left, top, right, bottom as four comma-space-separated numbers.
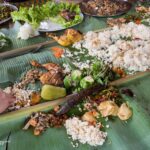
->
65, 117, 107, 146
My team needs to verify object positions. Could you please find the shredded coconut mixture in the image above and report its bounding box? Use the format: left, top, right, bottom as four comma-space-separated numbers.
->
62, 63, 72, 73
65, 117, 107, 146
64, 47, 94, 70
4, 84, 33, 111
73, 22, 150, 73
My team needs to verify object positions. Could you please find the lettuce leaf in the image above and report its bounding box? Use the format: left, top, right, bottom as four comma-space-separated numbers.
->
28, 5, 46, 28
11, 5, 47, 28
11, 1, 82, 29
11, 7, 30, 23
49, 2, 82, 27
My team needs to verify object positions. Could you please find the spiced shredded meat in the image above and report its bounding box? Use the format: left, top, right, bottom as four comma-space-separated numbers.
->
81, 0, 130, 16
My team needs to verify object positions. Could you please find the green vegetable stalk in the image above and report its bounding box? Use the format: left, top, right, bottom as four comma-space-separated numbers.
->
71, 70, 82, 83
64, 75, 72, 89
63, 59, 115, 93
80, 76, 94, 89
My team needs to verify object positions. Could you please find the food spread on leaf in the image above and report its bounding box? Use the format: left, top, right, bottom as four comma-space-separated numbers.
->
1, 56, 133, 147
1, 2, 150, 148
2, 61, 66, 111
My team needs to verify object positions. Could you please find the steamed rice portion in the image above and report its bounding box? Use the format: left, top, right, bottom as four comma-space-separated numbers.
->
65, 117, 107, 146
18, 23, 39, 40
73, 22, 150, 73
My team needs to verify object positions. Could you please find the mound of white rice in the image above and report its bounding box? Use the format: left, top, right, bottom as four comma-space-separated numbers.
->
18, 23, 39, 40
65, 117, 107, 146
73, 22, 150, 73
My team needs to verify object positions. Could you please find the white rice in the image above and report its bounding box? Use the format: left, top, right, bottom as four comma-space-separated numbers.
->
73, 22, 150, 73
65, 117, 107, 147
17, 23, 39, 40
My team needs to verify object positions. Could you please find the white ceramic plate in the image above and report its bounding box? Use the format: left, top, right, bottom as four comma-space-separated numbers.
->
38, 13, 84, 32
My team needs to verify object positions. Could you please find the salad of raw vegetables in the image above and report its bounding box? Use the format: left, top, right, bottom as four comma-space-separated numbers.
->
11, 1, 83, 29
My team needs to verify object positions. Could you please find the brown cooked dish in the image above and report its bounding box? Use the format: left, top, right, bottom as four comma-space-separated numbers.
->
80, 0, 132, 17
0, 6, 13, 21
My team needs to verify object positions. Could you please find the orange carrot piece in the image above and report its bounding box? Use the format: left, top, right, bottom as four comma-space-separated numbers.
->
51, 47, 64, 58
135, 19, 141, 25
51, 47, 63, 51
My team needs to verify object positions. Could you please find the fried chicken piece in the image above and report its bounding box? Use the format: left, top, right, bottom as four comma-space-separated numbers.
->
30, 60, 64, 86
46, 29, 83, 46
42, 63, 63, 73
40, 63, 63, 85
47, 33, 72, 46
40, 71, 63, 86
65, 29, 83, 43
30, 61, 63, 73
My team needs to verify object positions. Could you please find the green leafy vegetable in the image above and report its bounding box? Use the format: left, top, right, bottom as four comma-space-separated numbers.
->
11, 7, 29, 23
71, 70, 82, 83
0, 32, 11, 50
63, 60, 115, 93
80, 76, 94, 89
90, 60, 114, 85
28, 5, 46, 28
11, 1, 82, 28
64, 75, 72, 89
11, 6, 47, 28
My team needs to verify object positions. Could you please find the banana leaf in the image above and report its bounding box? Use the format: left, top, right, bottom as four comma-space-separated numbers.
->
0, 32, 150, 150
0, 71, 150, 150
0, 1, 149, 150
